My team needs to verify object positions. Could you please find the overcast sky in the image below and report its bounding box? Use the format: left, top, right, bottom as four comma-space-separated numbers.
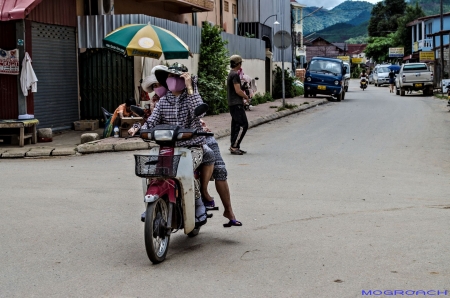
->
299, 0, 381, 10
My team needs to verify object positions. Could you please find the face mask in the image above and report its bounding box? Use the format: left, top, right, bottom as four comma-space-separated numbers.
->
153, 86, 167, 98
166, 77, 186, 92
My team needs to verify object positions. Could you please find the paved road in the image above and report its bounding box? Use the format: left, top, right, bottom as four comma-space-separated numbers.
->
1, 81, 449, 297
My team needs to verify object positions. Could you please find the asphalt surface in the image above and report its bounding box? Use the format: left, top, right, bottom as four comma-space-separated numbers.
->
1, 81, 450, 297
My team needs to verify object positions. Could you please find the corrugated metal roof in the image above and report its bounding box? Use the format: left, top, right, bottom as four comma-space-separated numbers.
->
0, 0, 42, 21
27, 0, 77, 27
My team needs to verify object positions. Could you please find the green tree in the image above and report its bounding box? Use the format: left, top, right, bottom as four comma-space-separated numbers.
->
392, 3, 425, 55
197, 22, 229, 115
368, 0, 407, 37
272, 66, 296, 99
365, 34, 395, 63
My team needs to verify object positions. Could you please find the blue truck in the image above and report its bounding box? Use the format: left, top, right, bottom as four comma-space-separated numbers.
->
304, 57, 347, 101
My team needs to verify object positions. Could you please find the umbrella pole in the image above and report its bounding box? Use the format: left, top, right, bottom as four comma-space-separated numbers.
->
136, 57, 146, 105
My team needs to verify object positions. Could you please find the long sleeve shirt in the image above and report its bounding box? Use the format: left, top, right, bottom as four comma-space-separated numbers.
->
141, 87, 206, 147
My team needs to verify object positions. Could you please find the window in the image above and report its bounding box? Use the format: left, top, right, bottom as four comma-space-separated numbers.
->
232, 4, 237, 15
224, 1, 229, 12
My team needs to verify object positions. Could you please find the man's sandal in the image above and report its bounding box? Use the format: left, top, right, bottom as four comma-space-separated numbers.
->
223, 219, 243, 228
229, 147, 243, 155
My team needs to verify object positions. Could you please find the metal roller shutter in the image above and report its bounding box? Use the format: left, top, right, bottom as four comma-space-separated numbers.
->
32, 22, 78, 130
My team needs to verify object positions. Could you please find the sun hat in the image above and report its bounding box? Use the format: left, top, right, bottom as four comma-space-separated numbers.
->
142, 74, 158, 93
155, 62, 189, 89
141, 65, 168, 93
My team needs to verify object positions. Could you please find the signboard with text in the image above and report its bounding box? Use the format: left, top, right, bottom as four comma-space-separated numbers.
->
0, 48, 19, 75
389, 47, 404, 58
419, 51, 435, 61
337, 56, 350, 62
351, 57, 364, 64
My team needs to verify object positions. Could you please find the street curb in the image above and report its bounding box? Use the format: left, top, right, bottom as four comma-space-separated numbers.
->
0, 98, 328, 159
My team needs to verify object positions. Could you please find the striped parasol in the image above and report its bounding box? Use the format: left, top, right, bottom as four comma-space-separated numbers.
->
103, 23, 191, 60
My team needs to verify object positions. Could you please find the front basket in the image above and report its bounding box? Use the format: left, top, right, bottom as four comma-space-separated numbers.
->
134, 154, 181, 178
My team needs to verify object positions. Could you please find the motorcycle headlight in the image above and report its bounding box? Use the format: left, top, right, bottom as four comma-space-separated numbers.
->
334, 80, 339, 86
154, 130, 174, 141
306, 77, 311, 82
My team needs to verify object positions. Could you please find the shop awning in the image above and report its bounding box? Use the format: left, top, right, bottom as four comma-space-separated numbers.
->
0, 0, 42, 21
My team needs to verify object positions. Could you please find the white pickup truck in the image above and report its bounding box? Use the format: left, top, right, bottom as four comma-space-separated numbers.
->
395, 63, 434, 96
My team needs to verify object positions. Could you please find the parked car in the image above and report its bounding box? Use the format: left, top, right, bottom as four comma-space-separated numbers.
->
343, 62, 351, 92
373, 65, 391, 87
368, 73, 374, 84
304, 57, 347, 101
395, 63, 434, 96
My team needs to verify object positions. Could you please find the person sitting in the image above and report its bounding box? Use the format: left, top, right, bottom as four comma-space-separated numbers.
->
141, 65, 169, 118
130, 63, 215, 227
200, 119, 242, 227
104, 98, 138, 138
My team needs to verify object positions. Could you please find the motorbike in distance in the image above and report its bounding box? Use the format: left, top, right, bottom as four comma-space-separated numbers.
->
360, 76, 368, 91
131, 104, 216, 264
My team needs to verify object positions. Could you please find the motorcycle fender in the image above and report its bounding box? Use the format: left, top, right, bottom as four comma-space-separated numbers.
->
175, 148, 196, 234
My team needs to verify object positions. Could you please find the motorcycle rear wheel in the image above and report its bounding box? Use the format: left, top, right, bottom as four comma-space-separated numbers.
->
144, 198, 170, 264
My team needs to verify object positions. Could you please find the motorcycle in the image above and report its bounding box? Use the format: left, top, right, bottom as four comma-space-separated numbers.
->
360, 77, 368, 91
131, 104, 216, 264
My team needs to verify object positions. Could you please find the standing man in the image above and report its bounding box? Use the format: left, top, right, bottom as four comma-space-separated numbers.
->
388, 69, 396, 93
227, 55, 250, 155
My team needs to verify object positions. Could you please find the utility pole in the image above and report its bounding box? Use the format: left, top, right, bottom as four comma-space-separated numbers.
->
440, 0, 444, 89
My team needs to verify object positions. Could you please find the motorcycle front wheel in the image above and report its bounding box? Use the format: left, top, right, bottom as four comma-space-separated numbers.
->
144, 198, 170, 264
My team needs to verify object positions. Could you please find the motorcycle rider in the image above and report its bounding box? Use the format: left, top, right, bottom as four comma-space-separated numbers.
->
360, 69, 368, 89
135, 63, 215, 226
130, 65, 242, 227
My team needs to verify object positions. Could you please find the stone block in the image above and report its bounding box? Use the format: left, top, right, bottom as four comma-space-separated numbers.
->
37, 128, 52, 138
1, 149, 29, 158
76, 143, 114, 154
26, 148, 53, 157
52, 147, 77, 156
81, 133, 100, 144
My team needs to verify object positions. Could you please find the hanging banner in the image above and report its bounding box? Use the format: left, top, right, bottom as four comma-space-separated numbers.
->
0, 48, 19, 75
389, 47, 404, 58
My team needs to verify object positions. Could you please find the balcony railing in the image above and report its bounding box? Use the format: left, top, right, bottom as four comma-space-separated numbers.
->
414, 38, 433, 52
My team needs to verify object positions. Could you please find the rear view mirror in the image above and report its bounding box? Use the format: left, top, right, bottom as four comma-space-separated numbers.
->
130, 105, 145, 117
194, 103, 209, 117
